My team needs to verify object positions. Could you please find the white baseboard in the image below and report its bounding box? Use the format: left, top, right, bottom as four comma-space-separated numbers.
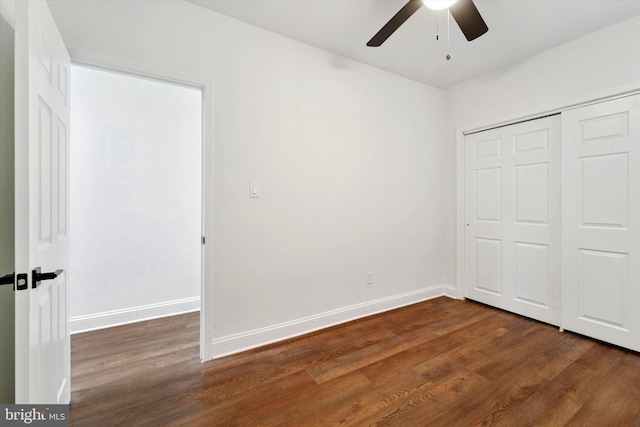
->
70, 296, 201, 334
441, 284, 459, 299
211, 284, 454, 359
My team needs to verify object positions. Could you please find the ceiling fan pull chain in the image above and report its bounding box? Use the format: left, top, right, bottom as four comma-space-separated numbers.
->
436, 12, 439, 40
446, 10, 451, 60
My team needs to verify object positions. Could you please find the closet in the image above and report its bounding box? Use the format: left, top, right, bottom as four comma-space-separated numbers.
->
464, 115, 561, 326
463, 94, 640, 352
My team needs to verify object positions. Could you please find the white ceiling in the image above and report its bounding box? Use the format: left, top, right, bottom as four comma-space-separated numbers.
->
188, 0, 640, 89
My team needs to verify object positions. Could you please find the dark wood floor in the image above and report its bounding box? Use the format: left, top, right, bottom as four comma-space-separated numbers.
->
70, 297, 640, 426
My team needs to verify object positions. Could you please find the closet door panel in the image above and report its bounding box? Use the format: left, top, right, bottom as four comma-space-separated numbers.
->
561, 94, 640, 351
465, 115, 561, 325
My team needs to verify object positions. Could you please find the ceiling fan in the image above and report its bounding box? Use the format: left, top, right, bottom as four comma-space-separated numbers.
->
367, 0, 488, 47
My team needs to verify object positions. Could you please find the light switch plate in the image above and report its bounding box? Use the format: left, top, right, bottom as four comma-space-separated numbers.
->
250, 182, 260, 198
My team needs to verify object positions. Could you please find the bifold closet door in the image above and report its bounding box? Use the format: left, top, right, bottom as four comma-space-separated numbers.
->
561, 94, 640, 352
464, 115, 561, 325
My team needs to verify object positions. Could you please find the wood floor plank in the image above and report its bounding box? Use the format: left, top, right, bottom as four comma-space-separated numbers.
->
360, 308, 522, 384
70, 297, 640, 426
236, 371, 373, 427
410, 315, 536, 382
306, 334, 412, 384
361, 313, 520, 388
490, 376, 582, 427
563, 350, 640, 426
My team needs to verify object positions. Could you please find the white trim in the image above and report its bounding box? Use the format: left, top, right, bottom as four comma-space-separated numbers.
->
211, 285, 452, 359
0, 0, 16, 28
460, 81, 640, 135
455, 81, 640, 303
201, 72, 215, 362
67, 47, 215, 361
455, 129, 466, 300
70, 297, 201, 334
68, 48, 205, 91
441, 284, 459, 300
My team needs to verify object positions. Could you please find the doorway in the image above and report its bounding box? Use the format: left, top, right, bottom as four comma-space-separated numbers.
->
69, 65, 203, 340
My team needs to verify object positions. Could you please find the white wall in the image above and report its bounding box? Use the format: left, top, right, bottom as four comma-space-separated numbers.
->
69, 65, 202, 332
0, 1, 15, 403
442, 16, 640, 286
48, 0, 448, 356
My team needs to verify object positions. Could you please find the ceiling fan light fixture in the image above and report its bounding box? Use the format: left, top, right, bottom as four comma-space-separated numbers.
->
367, 0, 486, 47
422, 0, 457, 10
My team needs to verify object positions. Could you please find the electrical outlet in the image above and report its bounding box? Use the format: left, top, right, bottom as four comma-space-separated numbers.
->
366, 271, 373, 285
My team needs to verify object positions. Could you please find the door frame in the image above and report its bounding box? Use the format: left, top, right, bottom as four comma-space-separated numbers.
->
68, 48, 215, 361
455, 81, 640, 302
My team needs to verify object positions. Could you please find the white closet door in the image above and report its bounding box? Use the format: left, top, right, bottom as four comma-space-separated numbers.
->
464, 115, 561, 325
561, 94, 640, 352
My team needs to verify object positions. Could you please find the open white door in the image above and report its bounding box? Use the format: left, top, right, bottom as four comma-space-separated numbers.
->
14, 0, 70, 404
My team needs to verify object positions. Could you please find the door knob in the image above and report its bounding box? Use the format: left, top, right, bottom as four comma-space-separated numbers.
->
32, 267, 64, 289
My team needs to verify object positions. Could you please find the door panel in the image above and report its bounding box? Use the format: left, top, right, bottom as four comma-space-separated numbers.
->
14, 0, 70, 403
474, 238, 502, 295
465, 115, 561, 325
561, 94, 640, 351
514, 242, 549, 307
38, 98, 53, 245
580, 153, 628, 227
514, 162, 548, 224
474, 168, 502, 221
579, 249, 627, 327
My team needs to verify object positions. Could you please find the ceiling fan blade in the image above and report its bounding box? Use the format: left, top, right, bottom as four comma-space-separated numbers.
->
367, 0, 423, 47
449, 0, 488, 41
